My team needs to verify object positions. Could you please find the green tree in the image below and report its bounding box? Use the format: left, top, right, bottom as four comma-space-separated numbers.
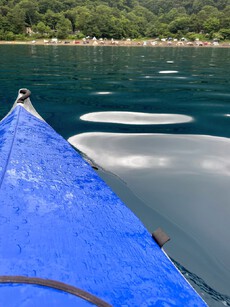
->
56, 15, 72, 38
75, 6, 91, 34
197, 5, 220, 20
44, 9, 61, 30
0, 15, 10, 32
18, 0, 40, 27
196, 5, 220, 32
33, 21, 51, 36
127, 11, 147, 37
5, 31, 15, 40
64, 9, 77, 32
218, 28, 230, 39
192, 0, 215, 13
203, 17, 220, 33
146, 21, 169, 37
6, 7, 25, 34
220, 6, 230, 28
0, 0, 228, 40
131, 5, 156, 22
160, 7, 187, 23
38, 0, 65, 14
91, 5, 115, 37
168, 16, 191, 34
0, 5, 9, 16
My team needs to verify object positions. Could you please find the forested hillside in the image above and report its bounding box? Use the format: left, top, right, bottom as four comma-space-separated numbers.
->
0, 0, 229, 40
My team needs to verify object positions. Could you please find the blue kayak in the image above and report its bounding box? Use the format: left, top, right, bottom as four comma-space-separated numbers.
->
0, 89, 206, 306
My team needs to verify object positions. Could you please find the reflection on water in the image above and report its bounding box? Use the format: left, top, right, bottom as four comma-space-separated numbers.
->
69, 132, 230, 304
159, 70, 179, 74
0, 45, 230, 306
92, 92, 113, 95
80, 111, 193, 125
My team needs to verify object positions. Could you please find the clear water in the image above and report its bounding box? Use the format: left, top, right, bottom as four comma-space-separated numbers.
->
0, 45, 230, 306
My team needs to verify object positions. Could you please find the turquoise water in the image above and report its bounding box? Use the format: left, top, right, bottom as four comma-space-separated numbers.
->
0, 45, 230, 306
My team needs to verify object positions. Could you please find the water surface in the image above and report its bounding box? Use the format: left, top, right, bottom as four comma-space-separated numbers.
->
0, 45, 230, 306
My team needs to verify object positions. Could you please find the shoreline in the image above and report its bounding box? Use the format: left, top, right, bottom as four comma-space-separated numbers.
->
0, 39, 229, 48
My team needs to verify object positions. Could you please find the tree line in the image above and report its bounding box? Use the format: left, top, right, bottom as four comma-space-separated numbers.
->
0, 0, 229, 41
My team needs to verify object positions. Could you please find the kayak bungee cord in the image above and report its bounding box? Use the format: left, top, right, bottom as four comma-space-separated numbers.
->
0, 276, 112, 307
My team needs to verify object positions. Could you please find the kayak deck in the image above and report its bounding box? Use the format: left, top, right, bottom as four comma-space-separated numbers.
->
0, 96, 206, 306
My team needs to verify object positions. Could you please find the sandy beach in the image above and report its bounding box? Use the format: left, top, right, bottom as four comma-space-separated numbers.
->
0, 38, 229, 48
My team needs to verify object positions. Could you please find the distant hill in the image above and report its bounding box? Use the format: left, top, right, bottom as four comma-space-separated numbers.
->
0, 0, 229, 40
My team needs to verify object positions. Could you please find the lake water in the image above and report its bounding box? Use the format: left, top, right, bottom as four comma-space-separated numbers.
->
0, 45, 230, 306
